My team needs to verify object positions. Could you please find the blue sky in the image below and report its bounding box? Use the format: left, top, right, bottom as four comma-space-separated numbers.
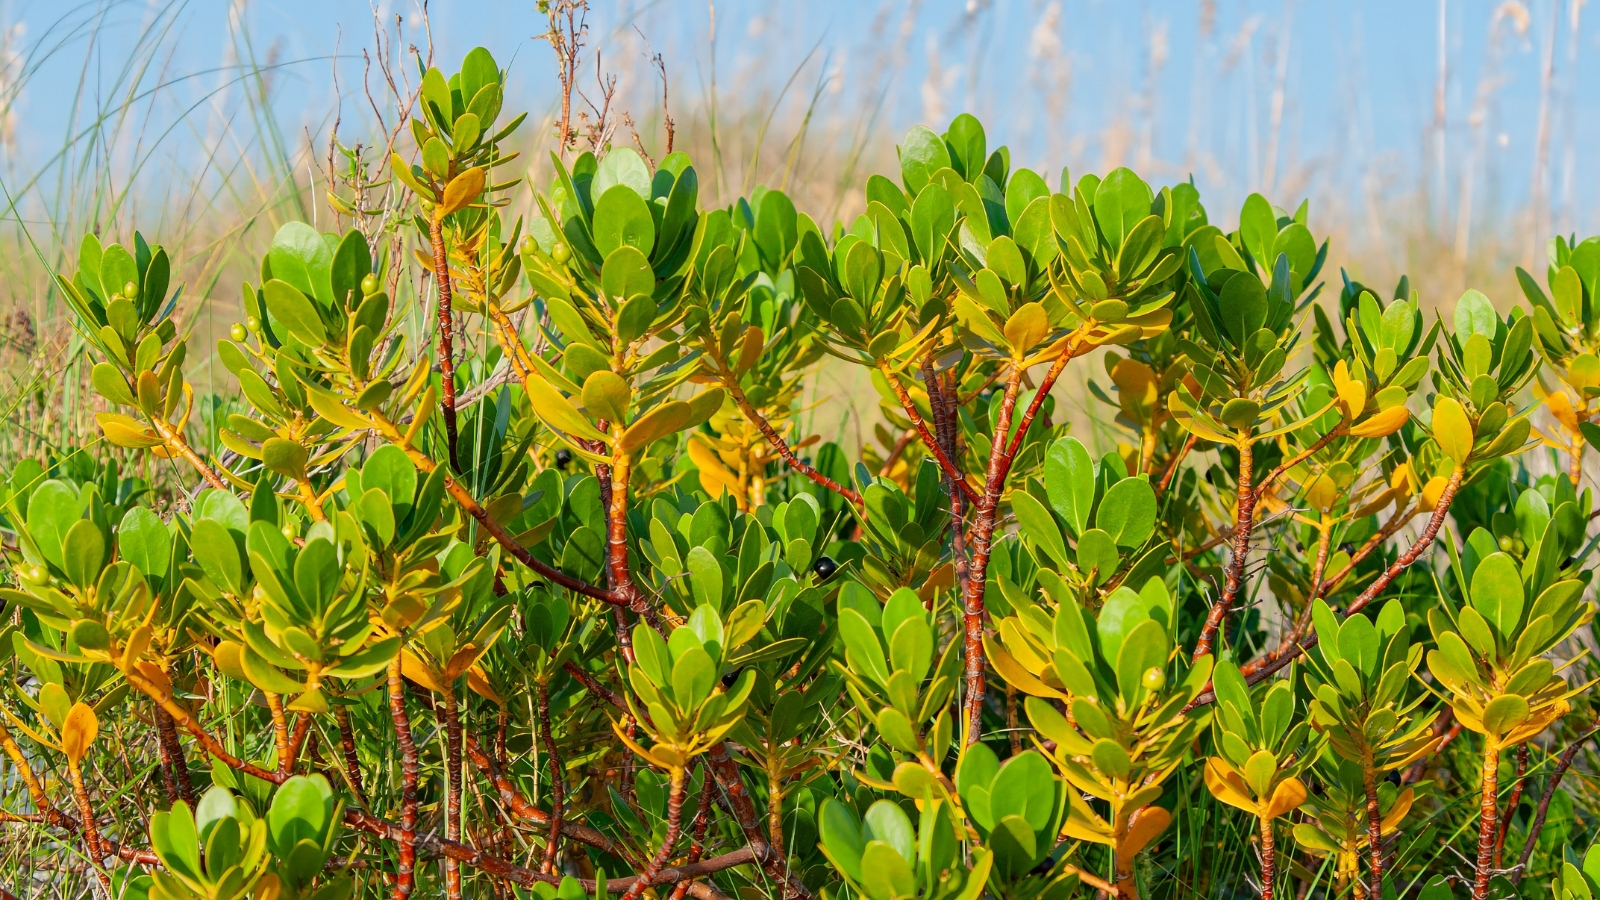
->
4, 0, 1596, 233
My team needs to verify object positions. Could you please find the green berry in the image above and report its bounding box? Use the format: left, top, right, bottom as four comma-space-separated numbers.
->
246, 316, 261, 333
551, 241, 571, 264
230, 323, 247, 342
518, 235, 535, 254
124, 281, 138, 298
21, 565, 48, 585
1498, 536, 1513, 552
361, 273, 380, 295
1141, 667, 1166, 691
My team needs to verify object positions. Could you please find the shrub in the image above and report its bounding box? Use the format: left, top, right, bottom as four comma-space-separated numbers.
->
3, 44, 1600, 900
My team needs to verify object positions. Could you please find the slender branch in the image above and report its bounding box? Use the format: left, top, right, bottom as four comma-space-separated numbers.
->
1259, 814, 1278, 900
1495, 743, 1529, 865
1157, 433, 1198, 496
373, 410, 620, 603
706, 742, 811, 899
335, 704, 372, 809
1252, 425, 1345, 501
621, 767, 685, 900
724, 374, 860, 503
879, 363, 979, 503
1341, 468, 1464, 618
536, 679, 566, 874
266, 693, 293, 776
65, 758, 111, 897
463, 732, 633, 861
429, 214, 462, 471
1362, 755, 1384, 898
1193, 433, 1254, 661
442, 690, 464, 900
1513, 718, 1600, 884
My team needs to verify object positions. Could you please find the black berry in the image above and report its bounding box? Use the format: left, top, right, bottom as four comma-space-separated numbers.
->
555, 448, 572, 470
813, 556, 838, 580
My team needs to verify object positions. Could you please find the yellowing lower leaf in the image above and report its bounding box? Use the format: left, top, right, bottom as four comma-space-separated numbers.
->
1204, 758, 1260, 815
1349, 406, 1410, 438
62, 703, 98, 765
1118, 805, 1172, 858
1262, 776, 1308, 820
96, 413, 163, 448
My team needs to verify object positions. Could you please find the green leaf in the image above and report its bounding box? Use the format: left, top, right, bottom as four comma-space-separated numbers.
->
898, 126, 952, 195
581, 371, 631, 425
591, 147, 652, 201
61, 520, 105, 590
263, 438, 309, 481
269, 222, 334, 308
26, 480, 85, 569
1045, 437, 1095, 535
1238, 193, 1278, 271
524, 374, 609, 445
1093, 168, 1154, 251
1094, 477, 1157, 548
819, 800, 865, 883
1470, 552, 1525, 640
862, 799, 916, 864
117, 507, 171, 580
263, 279, 326, 345
1482, 693, 1530, 737
591, 185, 655, 258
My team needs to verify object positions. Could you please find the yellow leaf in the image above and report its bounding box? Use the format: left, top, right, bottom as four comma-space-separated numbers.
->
1203, 758, 1260, 815
735, 326, 765, 376
1348, 406, 1410, 438
401, 649, 444, 694
524, 372, 610, 445
96, 413, 163, 449
62, 703, 98, 765
1117, 805, 1172, 858
1263, 776, 1308, 820
1419, 476, 1450, 512
467, 666, 503, 706
984, 634, 1069, 701
437, 166, 486, 218
1431, 395, 1474, 464
1332, 361, 1366, 421
1379, 787, 1415, 833
1002, 302, 1050, 356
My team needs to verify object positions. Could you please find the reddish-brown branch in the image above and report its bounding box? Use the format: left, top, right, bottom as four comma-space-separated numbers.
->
726, 376, 860, 504
1157, 433, 1198, 496
1513, 718, 1600, 884
1495, 743, 1530, 865
1190, 472, 1465, 705
441, 691, 464, 900
1259, 814, 1278, 900
1363, 756, 1385, 898
880, 364, 980, 503
536, 679, 566, 874
65, 759, 111, 896
621, 767, 686, 900
961, 365, 1024, 744
388, 658, 420, 899
1193, 435, 1254, 661
267, 693, 293, 776
1342, 468, 1463, 618
706, 742, 810, 899
1253, 425, 1345, 501
672, 775, 714, 900
430, 214, 461, 472
335, 704, 372, 809
375, 416, 619, 603
463, 732, 632, 861
1474, 740, 1501, 900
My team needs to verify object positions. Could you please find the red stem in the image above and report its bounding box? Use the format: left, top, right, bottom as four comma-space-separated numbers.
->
430, 213, 461, 472
388, 658, 420, 899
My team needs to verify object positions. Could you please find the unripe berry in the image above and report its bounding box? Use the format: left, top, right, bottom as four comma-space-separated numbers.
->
246, 316, 261, 333
230, 323, 247, 342
124, 281, 138, 298
518, 235, 535, 254
551, 241, 571, 264
1141, 667, 1166, 691
360, 273, 380, 295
